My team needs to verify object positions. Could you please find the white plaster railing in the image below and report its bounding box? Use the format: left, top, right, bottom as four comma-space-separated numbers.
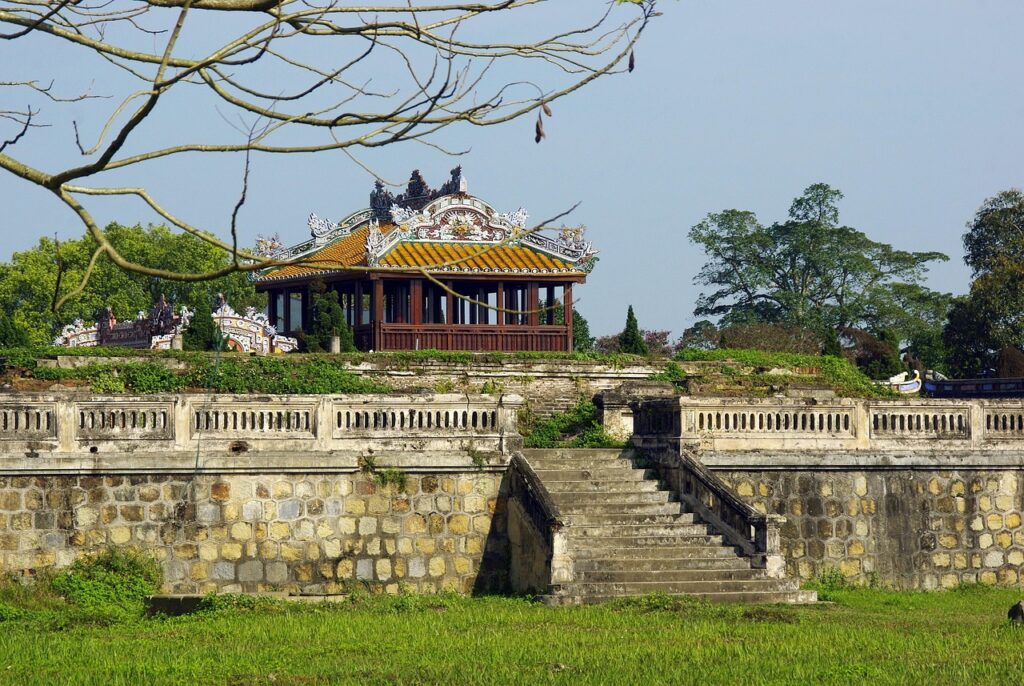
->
0, 393, 523, 456
632, 396, 1024, 452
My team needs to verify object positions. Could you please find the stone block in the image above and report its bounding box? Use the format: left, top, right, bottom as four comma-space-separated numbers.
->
212, 562, 235, 580
336, 559, 354, 579
278, 500, 302, 520
221, 543, 243, 561
242, 501, 263, 520
281, 543, 304, 561
356, 558, 373, 580
376, 559, 392, 581
238, 560, 264, 582
408, 557, 426, 578
428, 556, 446, 577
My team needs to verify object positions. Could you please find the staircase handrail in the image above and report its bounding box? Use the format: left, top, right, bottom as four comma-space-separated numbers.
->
509, 452, 564, 541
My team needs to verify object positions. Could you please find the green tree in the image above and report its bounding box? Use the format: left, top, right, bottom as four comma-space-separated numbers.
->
618, 305, 649, 355
183, 299, 226, 352
0, 224, 263, 346
553, 302, 594, 353
0, 310, 28, 348
308, 281, 355, 353
572, 311, 594, 353
942, 190, 1024, 377
678, 319, 720, 351
689, 183, 949, 348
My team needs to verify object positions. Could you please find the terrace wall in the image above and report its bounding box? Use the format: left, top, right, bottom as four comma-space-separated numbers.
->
633, 396, 1024, 589
0, 393, 519, 593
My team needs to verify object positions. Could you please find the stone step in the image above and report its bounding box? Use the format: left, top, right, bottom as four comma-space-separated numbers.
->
543, 480, 661, 493
570, 534, 725, 548
551, 492, 673, 507
576, 569, 765, 583
570, 545, 742, 560
523, 449, 635, 460
557, 503, 683, 516
575, 556, 751, 572
569, 523, 711, 538
561, 513, 697, 526
572, 578, 802, 596
529, 459, 639, 472
533, 468, 657, 481
579, 590, 817, 605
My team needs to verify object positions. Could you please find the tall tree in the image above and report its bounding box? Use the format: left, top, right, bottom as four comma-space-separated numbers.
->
618, 305, 649, 355
689, 183, 949, 347
942, 190, 1024, 376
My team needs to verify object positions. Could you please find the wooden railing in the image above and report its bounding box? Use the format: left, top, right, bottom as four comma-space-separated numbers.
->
632, 396, 1024, 452
377, 323, 570, 352
0, 393, 523, 456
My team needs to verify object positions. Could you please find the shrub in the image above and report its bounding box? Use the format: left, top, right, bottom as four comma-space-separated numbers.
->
49, 548, 162, 623
522, 399, 625, 449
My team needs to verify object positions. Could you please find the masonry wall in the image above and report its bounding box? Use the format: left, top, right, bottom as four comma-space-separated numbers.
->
714, 468, 1024, 590
339, 358, 661, 418
0, 471, 509, 595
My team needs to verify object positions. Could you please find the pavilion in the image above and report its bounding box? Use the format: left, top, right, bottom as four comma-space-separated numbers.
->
253, 168, 597, 352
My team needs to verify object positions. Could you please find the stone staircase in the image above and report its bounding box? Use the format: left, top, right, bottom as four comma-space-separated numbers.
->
522, 448, 815, 604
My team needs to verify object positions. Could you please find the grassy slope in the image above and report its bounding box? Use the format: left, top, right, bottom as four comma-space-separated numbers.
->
1, 588, 1022, 685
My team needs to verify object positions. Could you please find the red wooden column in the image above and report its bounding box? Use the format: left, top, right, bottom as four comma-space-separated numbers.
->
527, 282, 540, 328
496, 281, 505, 348
410, 278, 423, 326
564, 282, 574, 352
372, 277, 384, 351
446, 281, 454, 350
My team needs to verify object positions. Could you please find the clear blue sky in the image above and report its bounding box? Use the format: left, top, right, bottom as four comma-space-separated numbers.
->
1, 1, 1022, 337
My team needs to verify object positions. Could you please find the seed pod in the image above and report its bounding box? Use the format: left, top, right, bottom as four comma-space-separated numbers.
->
542, 102, 553, 117
628, 50, 635, 73
535, 113, 545, 143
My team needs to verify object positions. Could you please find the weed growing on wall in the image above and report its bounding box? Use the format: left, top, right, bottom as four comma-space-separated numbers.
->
649, 362, 687, 388
374, 468, 408, 491
14, 355, 391, 395
675, 348, 889, 397
521, 399, 626, 449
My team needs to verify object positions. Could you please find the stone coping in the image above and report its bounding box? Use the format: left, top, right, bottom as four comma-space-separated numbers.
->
0, 450, 508, 476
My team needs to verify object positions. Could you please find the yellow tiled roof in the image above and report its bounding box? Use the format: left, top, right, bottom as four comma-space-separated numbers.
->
257, 223, 583, 283
381, 242, 578, 273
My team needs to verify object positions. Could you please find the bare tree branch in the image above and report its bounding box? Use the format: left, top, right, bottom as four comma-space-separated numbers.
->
0, 0, 658, 310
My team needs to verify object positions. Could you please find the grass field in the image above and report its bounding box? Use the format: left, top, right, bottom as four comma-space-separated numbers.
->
2, 585, 1024, 685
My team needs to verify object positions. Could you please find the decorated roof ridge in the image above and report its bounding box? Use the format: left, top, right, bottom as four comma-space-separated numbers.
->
253, 168, 598, 282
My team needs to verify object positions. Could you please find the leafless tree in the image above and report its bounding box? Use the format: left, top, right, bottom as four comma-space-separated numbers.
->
0, 0, 657, 309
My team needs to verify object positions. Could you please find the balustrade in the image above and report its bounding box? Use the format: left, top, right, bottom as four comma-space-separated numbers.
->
0, 393, 522, 455
632, 397, 1024, 451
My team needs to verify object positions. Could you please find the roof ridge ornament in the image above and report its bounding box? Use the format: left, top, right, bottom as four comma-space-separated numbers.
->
308, 212, 335, 246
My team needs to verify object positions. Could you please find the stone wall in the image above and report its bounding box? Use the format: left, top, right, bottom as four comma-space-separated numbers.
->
0, 470, 509, 595
714, 467, 1024, 590
339, 358, 661, 418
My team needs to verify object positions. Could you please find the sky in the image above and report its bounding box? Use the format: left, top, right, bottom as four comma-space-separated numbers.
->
1, 1, 1023, 337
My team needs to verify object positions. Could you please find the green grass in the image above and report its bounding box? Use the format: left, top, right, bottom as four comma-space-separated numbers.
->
676, 348, 891, 398
0, 587, 1023, 684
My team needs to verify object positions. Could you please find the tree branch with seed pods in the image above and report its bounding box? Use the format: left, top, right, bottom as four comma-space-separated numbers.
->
0, 0, 657, 312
